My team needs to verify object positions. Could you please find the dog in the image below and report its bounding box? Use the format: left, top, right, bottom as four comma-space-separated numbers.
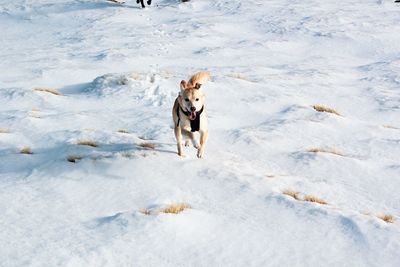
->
172, 72, 210, 158
107, 0, 152, 8
108, 0, 191, 8
136, 0, 152, 8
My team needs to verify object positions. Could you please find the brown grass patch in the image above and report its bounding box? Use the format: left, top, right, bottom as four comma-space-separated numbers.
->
20, 147, 33, 154
139, 142, 157, 149
29, 112, 41, 118
77, 140, 98, 147
377, 214, 395, 224
160, 69, 173, 79
226, 73, 252, 82
34, 87, 63, 96
303, 195, 328, 205
282, 190, 301, 200
0, 128, 10, 133
160, 203, 191, 214
117, 129, 130, 134
383, 125, 399, 130
266, 173, 287, 178
282, 190, 327, 205
312, 104, 341, 116
307, 147, 344, 156
128, 72, 146, 80
139, 208, 152, 215
67, 155, 83, 163
29, 108, 41, 118
121, 152, 134, 158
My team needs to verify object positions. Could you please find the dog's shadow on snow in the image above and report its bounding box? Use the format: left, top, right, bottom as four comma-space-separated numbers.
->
99, 142, 177, 155
30, 1, 143, 17
60, 1, 142, 13
0, 141, 177, 176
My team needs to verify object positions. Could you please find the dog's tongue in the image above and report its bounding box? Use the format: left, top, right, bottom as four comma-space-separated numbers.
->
189, 111, 196, 121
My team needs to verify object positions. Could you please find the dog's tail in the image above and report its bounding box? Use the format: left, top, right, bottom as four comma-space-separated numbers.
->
188, 71, 211, 87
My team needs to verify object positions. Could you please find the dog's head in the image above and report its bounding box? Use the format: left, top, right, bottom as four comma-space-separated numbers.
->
178, 80, 205, 121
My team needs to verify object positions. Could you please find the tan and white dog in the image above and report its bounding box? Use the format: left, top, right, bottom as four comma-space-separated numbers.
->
172, 71, 210, 158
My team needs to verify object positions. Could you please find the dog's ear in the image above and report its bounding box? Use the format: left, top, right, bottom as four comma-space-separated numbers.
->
194, 83, 202, 89
180, 80, 187, 90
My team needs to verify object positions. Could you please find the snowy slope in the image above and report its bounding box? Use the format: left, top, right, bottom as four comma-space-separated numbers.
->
1, 0, 400, 266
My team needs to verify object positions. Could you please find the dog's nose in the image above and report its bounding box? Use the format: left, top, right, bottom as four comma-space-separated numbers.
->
190, 107, 196, 112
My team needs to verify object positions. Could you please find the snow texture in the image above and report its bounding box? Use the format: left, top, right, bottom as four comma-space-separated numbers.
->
1, 0, 400, 266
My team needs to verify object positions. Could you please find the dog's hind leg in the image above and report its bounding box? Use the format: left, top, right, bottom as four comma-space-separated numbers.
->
189, 132, 199, 149
184, 140, 190, 147
183, 132, 198, 148
197, 129, 208, 158
174, 126, 184, 157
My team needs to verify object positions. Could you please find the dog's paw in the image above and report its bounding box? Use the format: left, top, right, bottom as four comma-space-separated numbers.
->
184, 140, 190, 147
197, 148, 204, 158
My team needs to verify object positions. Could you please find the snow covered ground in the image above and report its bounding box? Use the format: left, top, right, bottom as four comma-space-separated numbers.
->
1, 0, 400, 266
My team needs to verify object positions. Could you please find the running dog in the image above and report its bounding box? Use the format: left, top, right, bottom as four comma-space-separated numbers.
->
172, 72, 210, 158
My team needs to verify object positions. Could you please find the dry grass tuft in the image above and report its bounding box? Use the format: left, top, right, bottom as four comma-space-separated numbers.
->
128, 72, 146, 80
307, 147, 344, 156
160, 69, 173, 79
139, 142, 157, 149
226, 73, 252, 82
34, 87, 63, 96
377, 214, 395, 224
139, 208, 152, 215
160, 203, 191, 214
0, 128, 10, 133
383, 125, 399, 130
303, 195, 328, 205
312, 104, 341, 116
121, 152, 134, 158
29, 112, 41, 118
282, 190, 327, 205
77, 140, 98, 147
20, 147, 33, 154
117, 129, 130, 134
266, 173, 287, 178
29, 108, 41, 118
67, 155, 83, 163
282, 190, 301, 200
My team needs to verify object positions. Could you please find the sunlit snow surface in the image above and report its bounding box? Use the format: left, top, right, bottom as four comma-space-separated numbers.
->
1, 0, 400, 266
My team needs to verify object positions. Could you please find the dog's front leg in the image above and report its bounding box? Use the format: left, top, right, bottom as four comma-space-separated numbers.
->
174, 126, 184, 157
197, 129, 208, 158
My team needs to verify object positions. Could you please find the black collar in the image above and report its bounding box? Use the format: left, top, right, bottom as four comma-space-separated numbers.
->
177, 106, 204, 132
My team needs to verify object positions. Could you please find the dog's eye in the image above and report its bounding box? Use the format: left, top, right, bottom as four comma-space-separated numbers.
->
196, 98, 199, 101
185, 98, 189, 102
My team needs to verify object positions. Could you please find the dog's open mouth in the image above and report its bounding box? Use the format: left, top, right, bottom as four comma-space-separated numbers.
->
189, 111, 196, 121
